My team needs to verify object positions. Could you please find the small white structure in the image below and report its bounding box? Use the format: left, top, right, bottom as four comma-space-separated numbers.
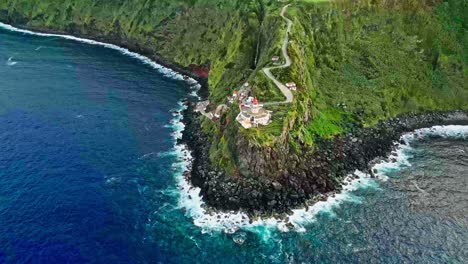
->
272, 56, 280, 62
243, 82, 250, 88
286, 82, 297, 91
206, 112, 214, 119
195, 100, 210, 112
236, 97, 272, 129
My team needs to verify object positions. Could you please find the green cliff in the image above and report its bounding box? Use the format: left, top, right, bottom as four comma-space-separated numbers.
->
203, 0, 468, 176
0, 0, 274, 102
1, 0, 467, 180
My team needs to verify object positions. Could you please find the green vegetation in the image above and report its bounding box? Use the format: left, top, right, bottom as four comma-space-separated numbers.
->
1, 0, 466, 176
212, 0, 467, 173
275, 0, 468, 146
0, 0, 280, 103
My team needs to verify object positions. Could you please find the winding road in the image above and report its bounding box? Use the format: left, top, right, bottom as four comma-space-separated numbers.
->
263, 4, 294, 106
199, 5, 293, 123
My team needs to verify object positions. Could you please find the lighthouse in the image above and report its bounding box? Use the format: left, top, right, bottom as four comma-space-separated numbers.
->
236, 97, 272, 129
251, 97, 260, 114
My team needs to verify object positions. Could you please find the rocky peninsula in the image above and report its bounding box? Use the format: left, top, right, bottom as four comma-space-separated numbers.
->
1, 0, 466, 217
181, 84, 468, 215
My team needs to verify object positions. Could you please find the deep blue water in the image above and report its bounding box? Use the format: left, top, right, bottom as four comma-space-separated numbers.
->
1, 27, 467, 263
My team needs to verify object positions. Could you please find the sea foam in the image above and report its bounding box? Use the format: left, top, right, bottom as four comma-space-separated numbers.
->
171, 117, 468, 234
169, 96, 378, 233
4, 21, 466, 235
6, 56, 17, 66
372, 125, 468, 180
163, 66, 468, 234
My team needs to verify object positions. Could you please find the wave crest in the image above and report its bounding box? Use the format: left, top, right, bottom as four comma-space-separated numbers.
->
172, 120, 468, 234
373, 125, 468, 180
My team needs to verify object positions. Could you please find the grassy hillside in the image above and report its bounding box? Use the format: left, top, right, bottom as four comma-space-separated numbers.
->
247, 0, 467, 147
204, 0, 467, 175
1, 0, 466, 177
0, 0, 280, 102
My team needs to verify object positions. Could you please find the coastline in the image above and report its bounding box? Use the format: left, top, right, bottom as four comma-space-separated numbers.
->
0, 21, 209, 90
2, 21, 468, 233
179, 106, 468, 215
177, 102, 468, 232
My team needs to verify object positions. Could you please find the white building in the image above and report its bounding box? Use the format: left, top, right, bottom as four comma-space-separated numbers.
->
227, 91, 239, 104
236, 98, 272, 129
286, 82, 297, 91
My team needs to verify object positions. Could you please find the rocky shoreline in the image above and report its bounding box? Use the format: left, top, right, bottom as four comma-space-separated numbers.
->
180, 97, 468, 217
3, 19, 466, 219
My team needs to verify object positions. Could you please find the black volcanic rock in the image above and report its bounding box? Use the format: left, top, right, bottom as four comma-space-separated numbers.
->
181, 103, 468, 216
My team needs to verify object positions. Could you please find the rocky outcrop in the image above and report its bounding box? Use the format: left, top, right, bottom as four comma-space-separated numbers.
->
182, 105, 468, 216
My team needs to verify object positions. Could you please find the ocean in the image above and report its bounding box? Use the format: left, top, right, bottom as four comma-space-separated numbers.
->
0, 25, 467, 263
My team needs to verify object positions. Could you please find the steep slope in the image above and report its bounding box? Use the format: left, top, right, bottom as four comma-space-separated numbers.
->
186, 0, 468, 213
1, 0, 466, 214
0, 0, 276, 102
208, 0, 467, 170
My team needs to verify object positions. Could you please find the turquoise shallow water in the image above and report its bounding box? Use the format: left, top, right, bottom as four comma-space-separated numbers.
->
0, 26, 467, 263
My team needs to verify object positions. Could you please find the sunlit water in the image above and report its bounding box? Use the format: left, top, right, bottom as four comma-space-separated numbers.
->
0, 26, 467, 263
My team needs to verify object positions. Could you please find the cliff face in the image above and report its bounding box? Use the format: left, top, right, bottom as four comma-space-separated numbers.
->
1, 0, 467, 214
210, 0, 467, 177
191, 0, 468, 212
184, 103, 468, 214
0, 0, 271, 102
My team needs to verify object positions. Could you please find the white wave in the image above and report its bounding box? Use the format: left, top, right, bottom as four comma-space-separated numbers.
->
167, 90, 380, 234
17, 17, 461, 235
0, 22, 198, 84
169, 95, 378, 233
6, 57, 17, 66
168, 98, 373, 233
372, 142, 413, 181
404, 125, 468, 142
172, 121, 468, 234
189, 90, 200, 99
138, 152, 156, 160
372, 125, 468, 180
175, 161, 375, 234
189, 84, 201, 100
191, 84, 201, 90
